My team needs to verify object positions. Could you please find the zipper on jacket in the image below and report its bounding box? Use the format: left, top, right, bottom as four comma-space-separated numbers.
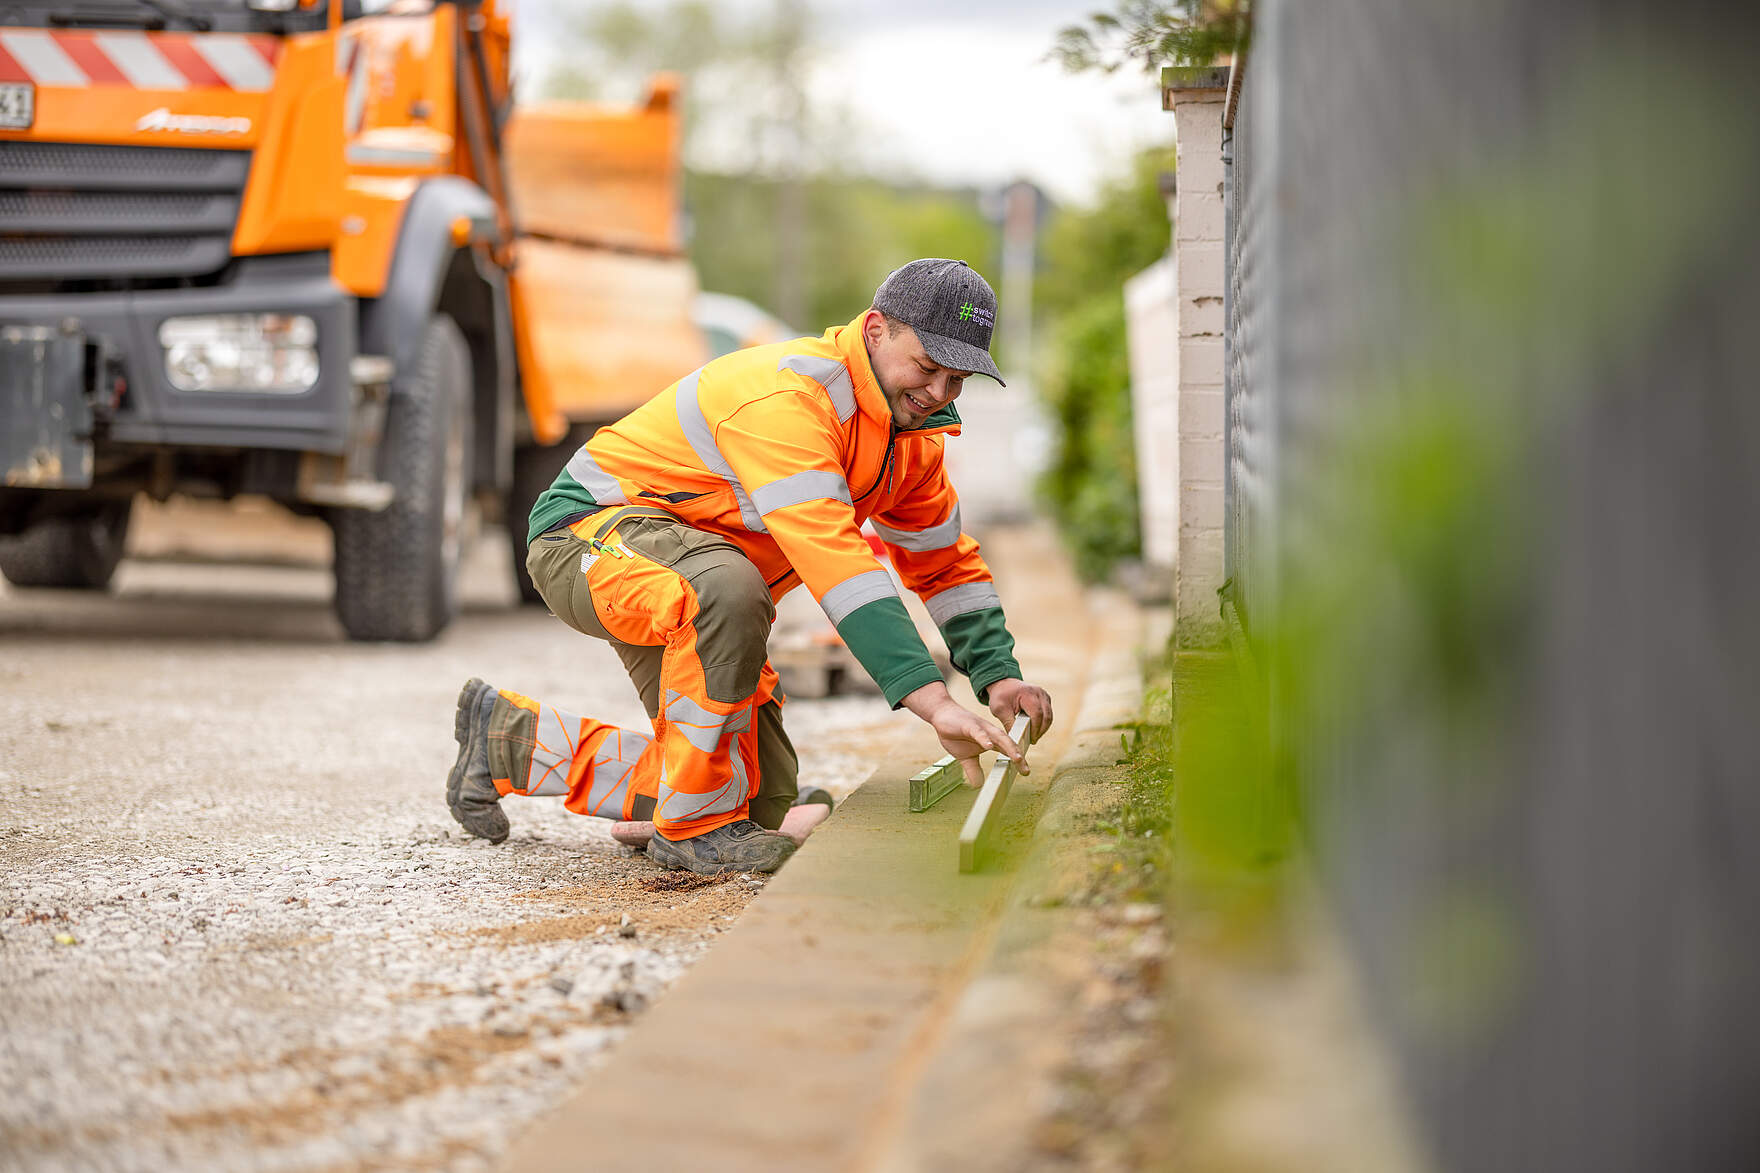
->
853, 426, 898, 506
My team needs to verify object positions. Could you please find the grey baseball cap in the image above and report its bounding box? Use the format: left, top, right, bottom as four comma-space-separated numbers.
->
871, 258, 1006, 386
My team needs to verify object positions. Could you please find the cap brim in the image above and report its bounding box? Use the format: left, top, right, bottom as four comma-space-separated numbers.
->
916, 329, 1005, 386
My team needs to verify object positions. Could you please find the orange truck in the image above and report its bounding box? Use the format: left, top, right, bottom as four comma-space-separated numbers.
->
0, 0, 707, 638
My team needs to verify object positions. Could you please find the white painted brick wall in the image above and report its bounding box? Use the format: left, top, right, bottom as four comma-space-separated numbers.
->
1179, 338, 1224, 388
1182, 292, 1225, 336
1173, 96, 1226, 156
1182, 388, 1225, 435
1175, 192, 1225, 243
1170, 89, 1228, 646
1181, 483, 1225, 529
1178, 435, 1224, 482
1177, 527, 1227, 638
1176, 241, 1226, 303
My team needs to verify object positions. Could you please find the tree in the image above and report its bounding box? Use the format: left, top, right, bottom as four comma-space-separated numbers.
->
1035, 148, 1175, 325
684, 170, 997, 333
1049, 1, 1247, 75
535, 2, 726, 102
536, 1, 1000, 333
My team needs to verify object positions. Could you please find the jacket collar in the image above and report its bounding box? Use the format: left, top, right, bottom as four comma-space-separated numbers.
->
913, 402, 963, 437
832, 315, 963, 438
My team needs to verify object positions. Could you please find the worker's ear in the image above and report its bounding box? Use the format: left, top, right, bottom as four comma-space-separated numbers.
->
861, 309, 888, 350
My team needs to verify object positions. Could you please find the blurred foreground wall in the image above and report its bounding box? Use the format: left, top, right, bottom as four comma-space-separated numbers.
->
1213, 1, 1760, 1170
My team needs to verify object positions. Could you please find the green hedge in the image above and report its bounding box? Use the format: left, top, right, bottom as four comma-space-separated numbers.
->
1034, 147, 1172, 583
1039, 293, 1141, 582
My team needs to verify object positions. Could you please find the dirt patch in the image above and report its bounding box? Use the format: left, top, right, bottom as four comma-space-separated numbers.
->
507, 868, 753, 906
305, 1135, 493, 1173
0, 1120, 124, 1159
475, 914, 616, 946
477, 878, 757, 945
638, 869, 743, 892
488, 867, 766, 940
1024, 720, 1178, 1169
1029, 900, 1174, 1169
163, 1015, 610, 1147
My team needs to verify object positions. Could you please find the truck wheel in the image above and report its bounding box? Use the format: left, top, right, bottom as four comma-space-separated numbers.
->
0, 500, 132, 590
506, 423, 593, 606
332, 315, 472, 641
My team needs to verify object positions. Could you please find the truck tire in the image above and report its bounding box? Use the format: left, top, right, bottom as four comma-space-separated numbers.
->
506, 423, 593, 606
0, 500, 132, 590
332, 315, 472, 642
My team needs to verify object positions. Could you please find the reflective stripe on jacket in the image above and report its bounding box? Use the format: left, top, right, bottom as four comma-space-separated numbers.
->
528, 313, 1022, 707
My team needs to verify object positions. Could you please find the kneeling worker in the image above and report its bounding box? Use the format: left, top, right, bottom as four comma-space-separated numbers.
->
446, 259, 1054, 874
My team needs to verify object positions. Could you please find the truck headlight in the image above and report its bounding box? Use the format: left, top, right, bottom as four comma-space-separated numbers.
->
159, 315, 319, 394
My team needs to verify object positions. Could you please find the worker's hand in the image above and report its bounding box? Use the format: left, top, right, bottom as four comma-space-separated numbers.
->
985, 679, 1054, 743
902, 682, 1027, 788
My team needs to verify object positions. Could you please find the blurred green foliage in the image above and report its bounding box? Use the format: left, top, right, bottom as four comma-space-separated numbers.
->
1108, 679, 1175, 895
538, 1, 725, 100
1037, 149, 1176, 324
538, 1, 1000, 339
1039, 296, 1141, 581
1050, 1, 1247, 75
684, 171, 998, 340
1168, 647, 1288, 936
1035, 148, 1174, 581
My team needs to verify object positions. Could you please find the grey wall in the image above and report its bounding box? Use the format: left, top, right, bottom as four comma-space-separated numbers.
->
1223, 2, 1760, 1170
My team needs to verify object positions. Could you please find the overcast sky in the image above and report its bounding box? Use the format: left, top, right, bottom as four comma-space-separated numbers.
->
508, 0, 1174, 206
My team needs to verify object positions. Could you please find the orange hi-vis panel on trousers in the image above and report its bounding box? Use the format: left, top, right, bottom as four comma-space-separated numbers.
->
493, 684, 762, 837
497, 509, 777, 838
529, 314, 1023, 706
493, 689, 658, 819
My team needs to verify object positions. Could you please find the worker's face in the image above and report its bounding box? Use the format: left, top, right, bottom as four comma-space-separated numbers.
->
862, 312, 971, 429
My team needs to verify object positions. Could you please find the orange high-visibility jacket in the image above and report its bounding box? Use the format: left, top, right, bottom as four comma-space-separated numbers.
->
529, 314, 1021, 707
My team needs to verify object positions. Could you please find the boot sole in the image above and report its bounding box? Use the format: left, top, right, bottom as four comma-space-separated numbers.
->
647, 829, 796, 875
446, 678, 506, 843
614, 805, 826, 851
645, 835, 726, 876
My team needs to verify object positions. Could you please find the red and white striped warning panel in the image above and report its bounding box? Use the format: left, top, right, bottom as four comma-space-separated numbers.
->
0, 30, 281, 92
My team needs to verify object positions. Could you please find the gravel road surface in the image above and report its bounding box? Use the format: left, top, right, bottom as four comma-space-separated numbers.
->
0, 499, 908, 1172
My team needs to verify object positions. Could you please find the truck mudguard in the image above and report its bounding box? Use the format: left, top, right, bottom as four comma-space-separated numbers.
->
358, 176, 499, 386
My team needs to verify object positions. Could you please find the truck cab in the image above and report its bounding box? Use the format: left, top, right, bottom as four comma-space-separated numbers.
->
0, 0, 703, 639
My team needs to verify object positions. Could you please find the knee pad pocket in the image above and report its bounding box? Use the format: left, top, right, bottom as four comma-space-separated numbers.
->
685, 558, 774, 704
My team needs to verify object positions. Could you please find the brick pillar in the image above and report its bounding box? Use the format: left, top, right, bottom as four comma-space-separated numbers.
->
1163, 67, 1229, 647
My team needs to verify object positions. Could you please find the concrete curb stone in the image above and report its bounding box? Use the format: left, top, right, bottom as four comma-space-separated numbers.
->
874, 593, 1156, 1171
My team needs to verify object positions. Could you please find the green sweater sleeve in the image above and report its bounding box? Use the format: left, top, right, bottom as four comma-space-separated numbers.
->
834, 595, 947, 709
938, 604, 1021, 704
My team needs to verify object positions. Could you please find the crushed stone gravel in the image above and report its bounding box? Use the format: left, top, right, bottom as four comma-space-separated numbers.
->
2, 513, 913, 1172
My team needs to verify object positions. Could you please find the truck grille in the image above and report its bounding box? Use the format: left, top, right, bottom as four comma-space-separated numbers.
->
0, 142, 249, 285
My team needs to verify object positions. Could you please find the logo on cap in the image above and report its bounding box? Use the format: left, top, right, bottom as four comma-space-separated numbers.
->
957, 301, 995, 328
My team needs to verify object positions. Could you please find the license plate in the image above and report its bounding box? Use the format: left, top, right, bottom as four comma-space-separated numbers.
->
0, 82, 33, 129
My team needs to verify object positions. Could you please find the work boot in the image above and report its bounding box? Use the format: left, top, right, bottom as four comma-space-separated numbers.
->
447, 677, 508, 844
646, 819, 796, 875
